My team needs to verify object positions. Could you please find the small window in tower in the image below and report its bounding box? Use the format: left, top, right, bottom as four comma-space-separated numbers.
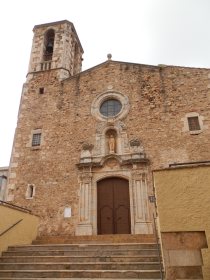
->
32, 133, 42, 147
43, 29, 55, 61
188, 116, 201, 131
25, 184, 35, 199
39, 87, 44, 94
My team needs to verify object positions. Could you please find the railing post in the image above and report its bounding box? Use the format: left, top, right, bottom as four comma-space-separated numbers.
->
153, 213, 164, 280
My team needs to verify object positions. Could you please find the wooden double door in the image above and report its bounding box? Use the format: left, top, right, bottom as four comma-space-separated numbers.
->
97, 177, 131, 234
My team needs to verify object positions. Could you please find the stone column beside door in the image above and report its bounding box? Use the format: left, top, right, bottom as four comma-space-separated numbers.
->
132, 172, 153, 234
75, 173, 93, 235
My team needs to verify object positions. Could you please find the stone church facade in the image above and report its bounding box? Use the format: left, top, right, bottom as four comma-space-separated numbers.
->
6, 20, 210, 236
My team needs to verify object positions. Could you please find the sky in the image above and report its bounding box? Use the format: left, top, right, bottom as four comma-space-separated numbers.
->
1, 0, 210, 167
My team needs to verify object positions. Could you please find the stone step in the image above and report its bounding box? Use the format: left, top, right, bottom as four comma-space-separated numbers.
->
0, 278, 162, 280
0, 269, 162, 278
7, 243, 157, 251
2, 248, 158, 257
0, 236, 163, 279
0, 255, 159, 263
33, 234, 156, 244
0, 262, 160, 270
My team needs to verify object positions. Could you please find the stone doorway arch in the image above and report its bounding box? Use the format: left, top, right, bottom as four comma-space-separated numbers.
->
75, 168, 153, 236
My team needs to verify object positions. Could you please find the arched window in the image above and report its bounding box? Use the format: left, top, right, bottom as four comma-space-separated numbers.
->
73, 43, 79, 74
43, 29, 55, 61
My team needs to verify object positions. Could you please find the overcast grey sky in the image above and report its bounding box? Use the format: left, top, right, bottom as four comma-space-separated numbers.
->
1, 0, 210, 166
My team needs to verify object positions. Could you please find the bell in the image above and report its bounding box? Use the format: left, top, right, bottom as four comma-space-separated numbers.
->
46, 41, 53, 53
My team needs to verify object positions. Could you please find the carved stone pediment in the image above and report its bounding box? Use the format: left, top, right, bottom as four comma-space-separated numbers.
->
77, 129, 149, 170
105, 158, 119, 169
101, 154, 122, 167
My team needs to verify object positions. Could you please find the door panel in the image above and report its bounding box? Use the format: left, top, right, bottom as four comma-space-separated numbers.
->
100, 206, 113, 234
97, 177, 131, 234
115, 205, 130, 234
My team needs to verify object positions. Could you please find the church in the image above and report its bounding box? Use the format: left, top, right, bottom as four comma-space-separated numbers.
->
6, 19, 210, 236
3, 19, 210, 279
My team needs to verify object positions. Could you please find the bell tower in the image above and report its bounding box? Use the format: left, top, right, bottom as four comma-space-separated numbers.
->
27, 20, 83, 79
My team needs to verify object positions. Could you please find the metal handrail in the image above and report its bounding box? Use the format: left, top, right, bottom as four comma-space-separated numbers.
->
153, 213, 164, 280
0, 200, 31, 213
0, 219, 23, 237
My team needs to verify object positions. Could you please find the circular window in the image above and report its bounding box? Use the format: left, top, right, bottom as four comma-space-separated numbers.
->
100, 99, 122, 117
91, 91, 129, 121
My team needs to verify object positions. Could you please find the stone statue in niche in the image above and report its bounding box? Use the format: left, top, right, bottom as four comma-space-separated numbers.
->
108, 134, 116, 153
106, 129, 117, 154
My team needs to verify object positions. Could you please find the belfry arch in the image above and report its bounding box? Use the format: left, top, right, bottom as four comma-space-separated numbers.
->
43, 29, 55, 61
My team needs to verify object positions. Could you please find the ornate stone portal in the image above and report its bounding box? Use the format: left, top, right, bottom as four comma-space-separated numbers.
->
76, 116, 153, 235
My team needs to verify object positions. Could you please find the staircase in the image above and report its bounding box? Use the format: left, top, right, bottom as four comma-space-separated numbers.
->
0, 234, 163, 279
